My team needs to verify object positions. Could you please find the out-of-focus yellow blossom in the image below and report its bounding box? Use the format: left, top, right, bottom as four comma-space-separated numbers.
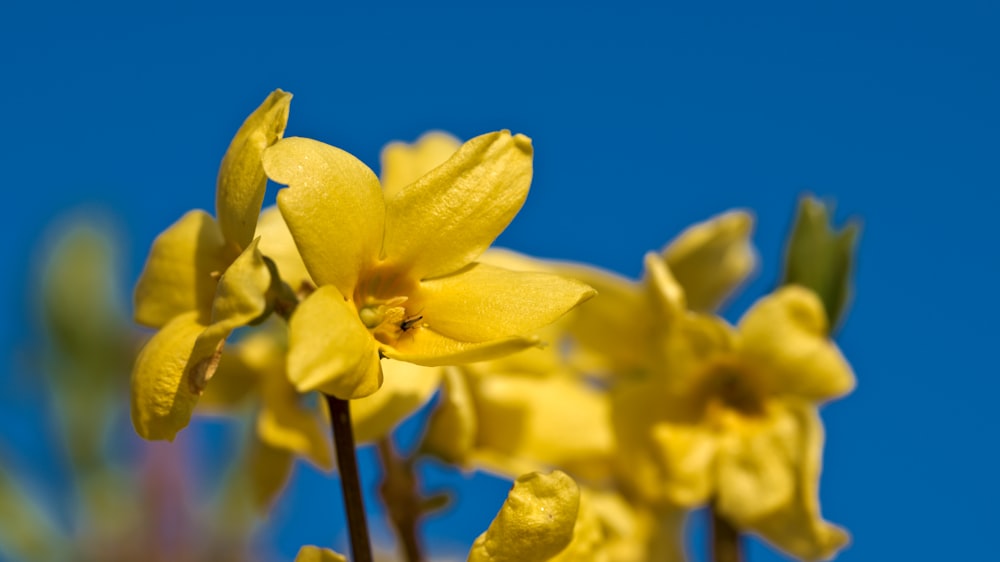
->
511, 211, 756, 377
131, 90, 291, 441
263, 130, 595, 399
614, 256, 853, 560
294, 545, 347, 562
468, 471, 580, 562
379, 131, 461, 198
422, 356, 614, 482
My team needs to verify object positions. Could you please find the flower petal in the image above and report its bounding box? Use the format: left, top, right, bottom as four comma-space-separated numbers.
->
650, 422, 718, 507
714, 405, 798, 524
130, 311, 223, 440
248, 437, 295, 510
739, 286, 855, 403
663, 210, 757, 312
415, 262, 595, 343
255, 205, 313, 293
286, 285, 382, 399
382, 131, 533, 279
295, 546, 348, 562
642, 252, 686, 324
267, 137, 385, 297
468, 471, 580, 562
379, 131, 461, 199
216, 89, 292, 251
211, 237, 272, 329
383, 328, 538, 367
352, 361, 443, 444
421, 366, 476, 464
741, 402, 850, 561
134, 210, 231, 328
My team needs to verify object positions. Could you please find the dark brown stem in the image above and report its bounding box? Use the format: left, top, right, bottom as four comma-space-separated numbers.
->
326, 395, 373, 562
376, 438, 424, 562
710, 504, 743, 562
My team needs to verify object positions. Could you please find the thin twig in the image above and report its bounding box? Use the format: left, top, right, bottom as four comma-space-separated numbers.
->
710, 504, 742, 562
376, 438, 424, 562
326, 395, 373, 562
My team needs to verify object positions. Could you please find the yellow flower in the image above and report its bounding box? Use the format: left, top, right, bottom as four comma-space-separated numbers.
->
131, 90, 291, 440
614, 257, 854, 560
295, 545, 347, 562
468, 471, 580, 562
263, 130, 595, 399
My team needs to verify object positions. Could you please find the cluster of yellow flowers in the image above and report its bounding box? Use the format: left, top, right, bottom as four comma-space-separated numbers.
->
130, 90, 857, 561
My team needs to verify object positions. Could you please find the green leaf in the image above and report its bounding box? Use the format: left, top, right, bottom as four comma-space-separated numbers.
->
780, 195, 860, 333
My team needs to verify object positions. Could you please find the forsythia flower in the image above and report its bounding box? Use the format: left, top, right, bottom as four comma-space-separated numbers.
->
468, 471, 580, 562
614, 256, 854, 560
263, 130, 595, 399
131, 90, 291, 440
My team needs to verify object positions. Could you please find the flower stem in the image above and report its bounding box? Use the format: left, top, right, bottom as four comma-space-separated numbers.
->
376, 438, 424, 562
710, 504, 742, 562
326, 395, 373, 562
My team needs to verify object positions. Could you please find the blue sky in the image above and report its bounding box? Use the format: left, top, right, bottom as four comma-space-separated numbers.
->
2, 1, 998, 560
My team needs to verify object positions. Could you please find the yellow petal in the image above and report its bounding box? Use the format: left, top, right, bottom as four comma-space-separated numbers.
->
384, 328, 538, 367
196, 343, 260, 411
714, 405, 798, 524
472, 373, 614, 481
216, 89, 292, 251
383, 131, 533, 280
130, 312, 223, 440
211, 238, 272, 330
258, 385, 333, 471
248, 437, 295, 510
380, 131, 462, 199
256, 205, 313, 293
267, 137, 385, 297
286, 285, 382, 399
295, 546, 348, 562
352, 360, 443, 444
548, 261, 650, 375
664, 210, 757, 312
739, 286, 855, 403
649, 422, 718, 508
642, 252, 686, 324
134, 210, 230, 328
468, 471, 580, 562
415, 262, 595, 342
742, 403, 850, 560
422, 366, 476, 464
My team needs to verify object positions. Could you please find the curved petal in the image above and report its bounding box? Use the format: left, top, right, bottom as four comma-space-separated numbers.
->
382, 131, 533, 279
286, 285, 382, 399
134, 210, 231, 328
642, 252, 687, 324
714, 404, 798, 525
248, 438, 295, 510
211, 238, 272, 329
739, 286, 855, 403
257, 391, 333, 471
468, 471, 580, 562
383, 328, 538, 367
295, 546, 348, 562
379, 131, 461, 199
421, 366, 476, 464
352, 360, 443, 444
415, 262, 595, 342
216, 89, 292, 250
130, 312, 222, 440
473, 373, 615, 481
255, 205, 313, 293
743, 403, 850, 560
267, 137, 385, 297
650, 422, 718, 507
664, 210, 757, 312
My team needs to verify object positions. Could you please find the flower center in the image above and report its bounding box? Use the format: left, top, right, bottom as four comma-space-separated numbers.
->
354, 263, 425, 346
696, 359, 767, 421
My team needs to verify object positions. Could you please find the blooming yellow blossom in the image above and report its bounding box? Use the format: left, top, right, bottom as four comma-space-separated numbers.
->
263, 130, 595, 399
468, 471, 580, 562
614, 255, 853, 560
295, 545, 347, 562
130, 90, 291, 441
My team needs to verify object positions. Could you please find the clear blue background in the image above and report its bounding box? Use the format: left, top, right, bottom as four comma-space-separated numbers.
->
2, 1, 998, 560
